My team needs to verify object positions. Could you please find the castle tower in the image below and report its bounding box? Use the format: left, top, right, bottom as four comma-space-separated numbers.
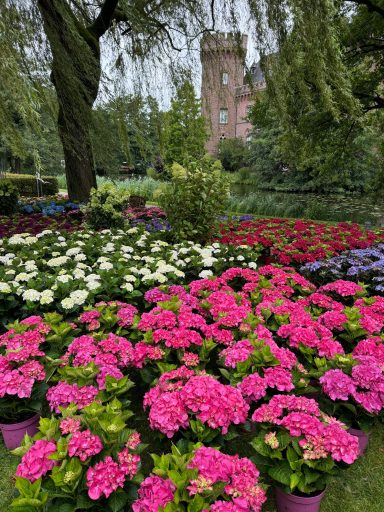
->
200, 32, 248, 155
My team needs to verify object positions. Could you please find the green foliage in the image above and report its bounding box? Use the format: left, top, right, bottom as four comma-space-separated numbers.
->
158, 156, 229, 243
91, 95, 165, 176
3, 173, 58, 197
0, 179, 19, 215
248, 1, 384, 192
218, 138, 250, 172
164, 80, 208, 167
83, 184, 129, 230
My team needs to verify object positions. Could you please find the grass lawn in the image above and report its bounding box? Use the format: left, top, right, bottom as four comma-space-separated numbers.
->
1, 423, 384, 511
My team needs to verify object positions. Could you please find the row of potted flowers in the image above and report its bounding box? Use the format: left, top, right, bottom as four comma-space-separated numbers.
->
2, 266, 383, 511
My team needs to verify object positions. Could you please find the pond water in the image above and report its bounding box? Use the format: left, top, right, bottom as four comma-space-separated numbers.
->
230, 184, 384, 226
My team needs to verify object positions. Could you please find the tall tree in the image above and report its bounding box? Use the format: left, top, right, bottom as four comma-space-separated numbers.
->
248, 0, 384, 178
5, 0, 216, 200
164, 79, 208, 165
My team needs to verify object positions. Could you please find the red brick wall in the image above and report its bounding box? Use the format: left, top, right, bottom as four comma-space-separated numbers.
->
200, 33, 248, 155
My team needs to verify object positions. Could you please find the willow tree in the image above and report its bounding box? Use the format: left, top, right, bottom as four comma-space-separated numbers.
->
247, 0, 384, 172
4, 0, 217, 200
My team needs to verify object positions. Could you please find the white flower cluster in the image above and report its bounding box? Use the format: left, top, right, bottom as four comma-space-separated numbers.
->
0, 230, 260, 317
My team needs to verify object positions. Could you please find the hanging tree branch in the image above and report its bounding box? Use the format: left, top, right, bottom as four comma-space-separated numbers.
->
90, 0, 119, 38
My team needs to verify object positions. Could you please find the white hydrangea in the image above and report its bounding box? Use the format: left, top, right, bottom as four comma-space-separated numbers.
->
47, 256, 70, 267
40, 290, 54, 304
99, 262, 113, 270
121, 246, 134, 253
66, 247, 82, 256
199, 270, 213, 278
15, 272, 36, 282
57, 274, 73, 283
86, 280, 101, 290
248, 262, 257, 269
124, 275, 136, 282
202, 257, 217, 267
121, 283, 134, 292
139, 268, 151, 276
73, 269, 86, 279
22, 289, 41, 302
97, 257, 110, 263
61, 297, 75, 309
0, 282, 12, 293
84, 274, 101, 282
74, 253, 87, 262
69, 289, 89, 305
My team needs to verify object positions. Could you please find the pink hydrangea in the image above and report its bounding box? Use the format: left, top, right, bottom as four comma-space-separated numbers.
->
132, 475, 176, 512
68, 429, 103, 461
117, 448, 140, 478
319, 280, 363, 297
46, 382, 99, 413
60, 417, 81, 435
320, 369, 356, 401
86, 456, 127, 500
16, 440, 57, 482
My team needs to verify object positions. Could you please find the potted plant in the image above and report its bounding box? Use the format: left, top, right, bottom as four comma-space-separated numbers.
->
132, 441, 267, 511
0, 314, 76, 448
314, 349, 384, 455
11, 396, 145, 511
250, 394, 359, 512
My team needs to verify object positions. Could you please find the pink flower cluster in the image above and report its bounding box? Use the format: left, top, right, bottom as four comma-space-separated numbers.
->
144, 368, 249, 437
46, 381, 99, 413
132, 475, 176, 512
16, 439, 58, 482
189, 447, 266, 512
252, 395, 359, 464
85, 429, 141, 500
238, 367, 294, 403
320, 355, 384, 413
0, 319, 47, 399
68, 429, 103, 461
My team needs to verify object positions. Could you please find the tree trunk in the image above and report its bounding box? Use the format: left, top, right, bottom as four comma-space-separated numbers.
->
37, 0, 101, 201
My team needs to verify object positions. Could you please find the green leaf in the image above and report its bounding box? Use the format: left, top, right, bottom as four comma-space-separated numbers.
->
268, 461, 292, 486
290, 472, 302, 491
108, 491, 129, 512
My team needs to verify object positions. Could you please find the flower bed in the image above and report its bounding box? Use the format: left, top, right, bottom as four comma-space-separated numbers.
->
0, 228, 260, 323
3, 265, 382, 509
301, 244, 384, 294
0, 211, 83, 238
215, 218, 383, 264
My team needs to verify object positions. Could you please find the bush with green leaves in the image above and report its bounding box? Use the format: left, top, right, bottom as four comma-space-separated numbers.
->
83, 184, 129, 229
158, 156, 230, 243
0, 179, 19, 215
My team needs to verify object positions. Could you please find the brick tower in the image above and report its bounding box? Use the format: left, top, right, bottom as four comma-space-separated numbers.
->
200, 32, 248, 154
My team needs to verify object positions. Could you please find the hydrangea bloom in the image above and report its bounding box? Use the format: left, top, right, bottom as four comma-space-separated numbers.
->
16, 440, 58, 482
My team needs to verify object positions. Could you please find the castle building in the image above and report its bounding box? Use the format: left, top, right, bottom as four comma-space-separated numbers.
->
200, 32, 266, 155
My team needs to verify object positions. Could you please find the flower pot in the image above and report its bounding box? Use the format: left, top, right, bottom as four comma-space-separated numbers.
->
347, 427, 370, 456
0, 414, 40, 450
275, 487, 326, 512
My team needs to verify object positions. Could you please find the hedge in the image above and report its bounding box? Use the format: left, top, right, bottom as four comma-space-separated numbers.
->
3, 173, 58, 197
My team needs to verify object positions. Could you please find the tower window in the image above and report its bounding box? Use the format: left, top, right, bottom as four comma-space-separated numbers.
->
222, 72, 229, 85
219, 108, 228, 124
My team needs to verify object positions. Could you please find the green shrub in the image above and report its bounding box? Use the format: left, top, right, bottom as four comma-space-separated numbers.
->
4, 173, 58, 196
83, 184, 129, 229
0, 179, 19, 215
158, 156, 230, 243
